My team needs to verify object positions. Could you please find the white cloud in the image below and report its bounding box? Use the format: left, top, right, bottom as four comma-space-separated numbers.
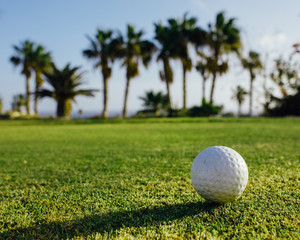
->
191, 0, 205, 9
258, 33, 287, 51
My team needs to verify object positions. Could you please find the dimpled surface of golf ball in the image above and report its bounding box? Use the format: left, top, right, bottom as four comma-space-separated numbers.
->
191, 146, 248, 203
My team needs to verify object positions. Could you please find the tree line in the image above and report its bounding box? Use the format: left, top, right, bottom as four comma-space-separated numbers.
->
5, 12, 300, 119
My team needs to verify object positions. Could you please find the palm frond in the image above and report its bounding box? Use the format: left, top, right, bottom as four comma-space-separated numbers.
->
41, 63, 97, 104
10, 56, 21, 66
37, 89, 55, 98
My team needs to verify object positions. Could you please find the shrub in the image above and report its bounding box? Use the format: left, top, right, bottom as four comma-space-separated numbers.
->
167, 99, 223, 117
188, 99, 223, 117
266, 87, 300, 116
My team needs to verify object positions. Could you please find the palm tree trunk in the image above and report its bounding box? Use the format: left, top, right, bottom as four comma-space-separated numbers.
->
102, 77, 108, 119
25, 76, 30, 115
163, 57, 172, 108
34, 80, 39, 115
34, 72, 43, 115
202, 78, 206, 104
209, 72, 217, 103
57, 99, 72, 119
57, 99, 65, 118
183, 66, 187, 109
155, 108, 160, 117
166, 80, 172, 108
249, 78, 253, 116
34, 93, 38, 115
238, 103, 241, 117
122, 77, 130, 118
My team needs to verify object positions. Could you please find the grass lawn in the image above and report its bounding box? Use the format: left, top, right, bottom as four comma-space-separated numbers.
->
0, 118, 299, 239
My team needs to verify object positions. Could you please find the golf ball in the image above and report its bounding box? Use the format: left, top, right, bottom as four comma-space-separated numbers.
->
191, 146, 248, 203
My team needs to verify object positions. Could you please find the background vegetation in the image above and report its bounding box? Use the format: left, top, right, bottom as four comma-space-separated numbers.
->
3, 11, 299, 119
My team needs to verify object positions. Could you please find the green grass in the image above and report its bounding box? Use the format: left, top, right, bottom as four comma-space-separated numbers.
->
0, 118, 299, 239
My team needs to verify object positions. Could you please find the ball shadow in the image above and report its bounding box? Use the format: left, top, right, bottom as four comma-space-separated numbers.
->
1, 201, 220, 239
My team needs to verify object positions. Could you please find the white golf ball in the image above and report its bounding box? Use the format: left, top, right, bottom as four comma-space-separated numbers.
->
191, 146, 248, 203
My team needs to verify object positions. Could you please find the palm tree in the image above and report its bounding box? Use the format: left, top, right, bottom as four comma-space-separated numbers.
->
139, 90, 169, 116
206, 12, 242, 103
83, 29, 120, 119
154, 23, 177, 108
0, 95, 3, 114
37, 63, 97, 119
119, 24, 156, 118
31, 45, 52, 115
195, 56, 211, 103
10, 40, 35, 114
242, 51, 262, 116
155, 14, 206, 110
11, 94, 26, 112
231, 85, 247, 116
167, 14, 198, 109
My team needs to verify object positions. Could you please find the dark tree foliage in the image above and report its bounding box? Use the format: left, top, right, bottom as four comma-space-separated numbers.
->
266, 87, 300, 116
188, 98, 223, 117
168, 98, 222, 117
266, 56, 300, 116
137, 91, 169, 117
37, 63, 97, 118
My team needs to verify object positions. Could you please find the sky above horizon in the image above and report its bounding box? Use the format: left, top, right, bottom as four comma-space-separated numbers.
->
0, 0, 299, 116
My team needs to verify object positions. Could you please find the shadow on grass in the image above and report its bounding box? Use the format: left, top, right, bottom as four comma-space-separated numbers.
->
1, 201, 219, 239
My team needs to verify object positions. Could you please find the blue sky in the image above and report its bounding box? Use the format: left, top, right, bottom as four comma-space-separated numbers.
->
0, 0, 299, 116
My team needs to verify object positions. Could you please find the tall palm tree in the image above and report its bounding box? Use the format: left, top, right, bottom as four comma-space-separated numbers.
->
154, 23, 178, 108
242, 51, 262, 116
206, 12, 242, 103
156, 14, 206, 109
119, 24, 156, 118
10, 40, 36, 114
83, 29, 120, 119
167, 14, 197, 109
0, 95, 3, 114
37, 63, 97, 119
231, 85, 247, 116
31, 45, 52, 115
195, 55, 211, 103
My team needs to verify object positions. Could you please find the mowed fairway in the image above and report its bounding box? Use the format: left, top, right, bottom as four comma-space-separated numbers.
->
0, 118, 299, 239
